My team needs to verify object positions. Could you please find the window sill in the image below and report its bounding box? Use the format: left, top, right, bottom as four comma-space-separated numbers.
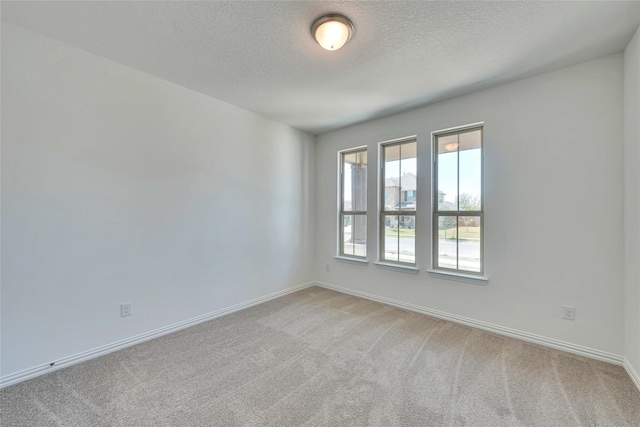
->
427, 269, 489, 285
334, 256, 368, 264
374, 262, 419, 273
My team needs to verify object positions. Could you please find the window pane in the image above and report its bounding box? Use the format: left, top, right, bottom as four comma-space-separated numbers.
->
383, 215, 399, 261
384, 145, 401, 211
342, 151, 367, 212
343, 152, 357, 164
400, 141, 417, 211
342, 214, 354, 256
458, 129, 481, 151
342, 214, 367, 257
352, 214, 367, 257
353, 151, 367, 212
343, 151, 367, 212
438, 216, 458, 269
438, 134, 459, 154
398, 215, 415, 264
342, 153, 353, 212
458, 131, 481, 211
434, 126, 483, 275
437, 135, 458, 211
458, 216, 481, 272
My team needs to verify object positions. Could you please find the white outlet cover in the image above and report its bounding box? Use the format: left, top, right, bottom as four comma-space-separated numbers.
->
563, 305, 575, 320
121, 302, 132, 317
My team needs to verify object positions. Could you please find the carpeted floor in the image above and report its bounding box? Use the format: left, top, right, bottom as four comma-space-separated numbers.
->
1, 286, 639, 426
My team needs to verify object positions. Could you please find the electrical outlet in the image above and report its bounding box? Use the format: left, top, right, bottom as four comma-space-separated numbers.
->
325, 264, 330, 272
563, 305, 575, 321
121, 302, 132, 317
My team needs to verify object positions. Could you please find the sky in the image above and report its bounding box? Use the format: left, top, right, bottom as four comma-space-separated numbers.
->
438, 149, 482, 204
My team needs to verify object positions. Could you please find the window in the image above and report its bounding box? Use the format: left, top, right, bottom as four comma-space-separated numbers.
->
380, 137, 417, 265
339, 148, 367, 258
433, 125, 483, 274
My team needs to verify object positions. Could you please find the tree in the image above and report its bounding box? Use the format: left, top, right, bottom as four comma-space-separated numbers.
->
459, 216, 475, 232
456, 193, 481, 211
438, 216, 457, 238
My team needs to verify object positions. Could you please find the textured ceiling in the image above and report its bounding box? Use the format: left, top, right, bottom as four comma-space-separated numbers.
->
2, 1, 640, 135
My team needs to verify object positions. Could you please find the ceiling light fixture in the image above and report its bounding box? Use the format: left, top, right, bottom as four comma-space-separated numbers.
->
311, 14, 354, 51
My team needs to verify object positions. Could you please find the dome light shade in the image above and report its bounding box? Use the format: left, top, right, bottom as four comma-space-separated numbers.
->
311, 14, 354, 51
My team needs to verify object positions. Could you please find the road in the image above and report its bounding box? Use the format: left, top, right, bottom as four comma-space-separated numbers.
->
345, 229, 479, 270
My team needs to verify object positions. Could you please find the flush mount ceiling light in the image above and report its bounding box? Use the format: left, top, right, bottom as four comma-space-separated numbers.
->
311, 14, 354, 51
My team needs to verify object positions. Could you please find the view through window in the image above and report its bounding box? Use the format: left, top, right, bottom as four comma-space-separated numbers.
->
380, 138, 417, 265
433, 126, 483, 274
339, 148, 367, 258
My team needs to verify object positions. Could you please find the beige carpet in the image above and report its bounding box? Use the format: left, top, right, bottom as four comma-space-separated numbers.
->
1, 286, 639, 426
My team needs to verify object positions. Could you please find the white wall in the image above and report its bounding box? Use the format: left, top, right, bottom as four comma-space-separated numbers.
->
1, 23, 315, 377
316, 55, 624, 356
1, 18, 634, 384
624, 26, 640, 377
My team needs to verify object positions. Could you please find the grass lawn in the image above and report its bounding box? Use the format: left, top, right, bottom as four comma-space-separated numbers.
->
385, 227, 416, 238
438, 226, 480, 240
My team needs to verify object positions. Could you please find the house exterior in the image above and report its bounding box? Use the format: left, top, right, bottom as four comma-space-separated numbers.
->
384, 172, 417, 228
384, 172, 417, 210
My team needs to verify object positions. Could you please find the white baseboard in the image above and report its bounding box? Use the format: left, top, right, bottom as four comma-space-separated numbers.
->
623, 358, 640, 393
314, 281, 625, 367
0, 281, 315, 389
4, 280, 637, 394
